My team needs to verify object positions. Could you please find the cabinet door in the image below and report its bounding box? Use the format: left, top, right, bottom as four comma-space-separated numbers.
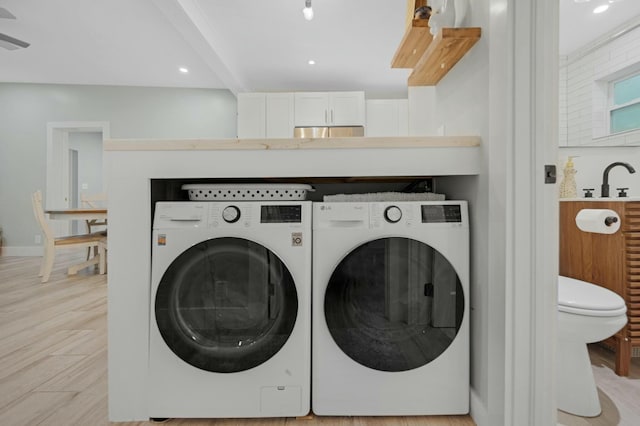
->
237, 93, 265, 138
365, 99, 408, 136
294, 92, 329, 126
266, 93, 294, 138
559, 201, 625, 296
330, 92, 365, 126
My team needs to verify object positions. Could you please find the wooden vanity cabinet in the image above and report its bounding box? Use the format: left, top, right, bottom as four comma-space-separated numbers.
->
559, 200, 640, 376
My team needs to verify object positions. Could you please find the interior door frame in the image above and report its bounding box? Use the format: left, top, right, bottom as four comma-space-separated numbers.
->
46, 121, 110, 235
499, 0, 559, 424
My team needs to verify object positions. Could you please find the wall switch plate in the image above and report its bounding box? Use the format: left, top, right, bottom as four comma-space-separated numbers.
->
81, 183, 89, 190
545, 165, 557, 184
35, 234, 41, 244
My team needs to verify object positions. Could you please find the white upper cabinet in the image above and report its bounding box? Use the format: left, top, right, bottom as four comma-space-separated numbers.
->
294, 91, 365, 127
237, 93, 294, 139
237, 93, 266, 138
266, 93, 295, 138
330, 92, 366, 126
365, 99, 408, 137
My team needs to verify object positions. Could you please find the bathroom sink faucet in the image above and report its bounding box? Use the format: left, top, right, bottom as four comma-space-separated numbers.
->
601, 162, 636, 197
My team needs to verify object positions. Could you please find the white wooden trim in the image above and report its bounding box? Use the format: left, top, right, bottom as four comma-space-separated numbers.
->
503, 0, 559, 425
486, 0, 510, 423
532, 0, 560, 421
1, 246, 43, 257
470, 389, 488, 426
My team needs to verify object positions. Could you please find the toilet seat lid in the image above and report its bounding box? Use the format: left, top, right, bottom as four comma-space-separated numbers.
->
558, 276, 627, 317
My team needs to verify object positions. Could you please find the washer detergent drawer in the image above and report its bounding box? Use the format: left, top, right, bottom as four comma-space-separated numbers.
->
260, 386, 302, 415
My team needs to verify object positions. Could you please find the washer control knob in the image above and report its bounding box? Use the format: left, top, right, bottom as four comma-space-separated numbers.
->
222, 205, 241, 223
384, 206, 402, 223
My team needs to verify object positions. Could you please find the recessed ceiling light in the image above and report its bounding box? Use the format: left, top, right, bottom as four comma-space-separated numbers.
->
308, 60, 316, 65
179, 67, 189, 73
593, 4, 609, 13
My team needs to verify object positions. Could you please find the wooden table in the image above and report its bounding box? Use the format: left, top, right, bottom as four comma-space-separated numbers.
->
45, 208, 107, 221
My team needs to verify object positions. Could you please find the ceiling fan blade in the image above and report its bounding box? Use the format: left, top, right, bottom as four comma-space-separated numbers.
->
0, 7, 17, 19
0, 33, 30, 50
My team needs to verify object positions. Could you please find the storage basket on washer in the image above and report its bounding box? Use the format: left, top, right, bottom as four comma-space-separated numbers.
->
182, 184, 314, 201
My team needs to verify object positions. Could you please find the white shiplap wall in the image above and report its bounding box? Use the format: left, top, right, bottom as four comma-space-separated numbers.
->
560, 23, 640, 147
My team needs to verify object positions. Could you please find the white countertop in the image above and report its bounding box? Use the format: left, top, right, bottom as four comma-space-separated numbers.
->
104, 136, 481, 151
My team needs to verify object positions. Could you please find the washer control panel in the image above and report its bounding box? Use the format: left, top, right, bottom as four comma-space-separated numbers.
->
154, 201, 310, 230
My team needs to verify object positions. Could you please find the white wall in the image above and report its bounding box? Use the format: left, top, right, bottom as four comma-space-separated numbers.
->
560, 24, 640, 147
0, 83, 237, 252
410, 0, 493, 422
558, 22, 640, 197
408, 87, 437, 135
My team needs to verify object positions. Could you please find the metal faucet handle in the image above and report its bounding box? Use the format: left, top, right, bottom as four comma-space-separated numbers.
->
617, 187, 629, 198
582, 188, 595, 198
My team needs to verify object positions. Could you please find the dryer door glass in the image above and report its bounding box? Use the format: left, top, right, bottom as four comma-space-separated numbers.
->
155, 237, 298, 373
324, 237, 464, 372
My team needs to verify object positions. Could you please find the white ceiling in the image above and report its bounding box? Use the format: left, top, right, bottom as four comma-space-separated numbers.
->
1, 0, 639, 97
559, 0, 640, 55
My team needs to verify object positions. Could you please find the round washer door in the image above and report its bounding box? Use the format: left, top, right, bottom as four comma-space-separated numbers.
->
324, 237, 464, 372
155, 237, 298, 373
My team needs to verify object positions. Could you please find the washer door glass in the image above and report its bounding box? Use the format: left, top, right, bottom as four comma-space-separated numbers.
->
155, 237, 298, 373
325, 237, 464, 372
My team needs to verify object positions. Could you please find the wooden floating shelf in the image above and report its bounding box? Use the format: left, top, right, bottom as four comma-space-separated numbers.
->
391, 18, 433, 69
408, 27, 481, 86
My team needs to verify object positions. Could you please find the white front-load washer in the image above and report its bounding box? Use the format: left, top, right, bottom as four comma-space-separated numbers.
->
312, 201, 469, 415
148, 201, 311, 419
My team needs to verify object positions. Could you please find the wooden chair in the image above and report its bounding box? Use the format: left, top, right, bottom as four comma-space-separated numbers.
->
31, 190, 107, 283
80, 192, 108, 259
80, 192, 108, 233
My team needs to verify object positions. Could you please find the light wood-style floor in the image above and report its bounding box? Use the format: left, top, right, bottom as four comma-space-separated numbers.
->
0, 253, 475, 426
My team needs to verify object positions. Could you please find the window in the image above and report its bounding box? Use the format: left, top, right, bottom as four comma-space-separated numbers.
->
610, 72, 640, 134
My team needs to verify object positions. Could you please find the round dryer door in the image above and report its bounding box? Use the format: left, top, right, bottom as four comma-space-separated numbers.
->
324, 237, 464, 372
155, 237, 298, 373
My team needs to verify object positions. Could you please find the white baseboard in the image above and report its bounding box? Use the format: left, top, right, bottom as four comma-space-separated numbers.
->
470, 388, 488, 426
1, 246, 43, 257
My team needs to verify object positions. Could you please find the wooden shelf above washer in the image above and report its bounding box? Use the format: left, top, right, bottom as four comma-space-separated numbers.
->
408, 27, 481, 86
390, 1, 481, 86
391, 18, 433, 69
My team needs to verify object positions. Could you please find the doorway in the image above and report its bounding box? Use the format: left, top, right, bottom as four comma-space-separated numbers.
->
46, 121, 110, 236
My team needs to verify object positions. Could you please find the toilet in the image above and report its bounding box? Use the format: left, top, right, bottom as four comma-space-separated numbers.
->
557, 275, 627, 417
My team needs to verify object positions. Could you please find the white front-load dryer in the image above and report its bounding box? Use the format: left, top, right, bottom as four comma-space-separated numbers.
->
149, 201, 311, 419
312, 201, 469, 415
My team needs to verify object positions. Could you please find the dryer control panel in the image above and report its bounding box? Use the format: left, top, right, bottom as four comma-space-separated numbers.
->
421, 204, 463, 223
314, 201, 468, 230
153, 201, 310, 229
